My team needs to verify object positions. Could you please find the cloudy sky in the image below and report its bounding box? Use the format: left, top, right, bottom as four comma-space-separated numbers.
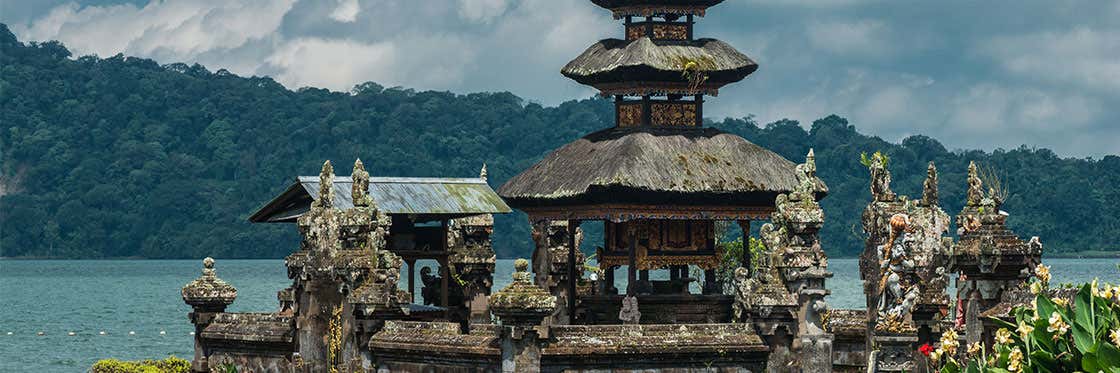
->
2, 0, 1118, 157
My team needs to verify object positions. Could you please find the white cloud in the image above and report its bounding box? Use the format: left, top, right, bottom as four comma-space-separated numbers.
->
14, 0, 294, 60
457, 0, 508, 23
264, 34, 476, 92
329, 0, 360, 23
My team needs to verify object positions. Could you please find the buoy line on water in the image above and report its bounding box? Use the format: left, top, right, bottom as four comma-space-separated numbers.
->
8, 330, 189, 336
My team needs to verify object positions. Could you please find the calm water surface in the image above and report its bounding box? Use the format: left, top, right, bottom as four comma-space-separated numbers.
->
1, 258, 1116, 372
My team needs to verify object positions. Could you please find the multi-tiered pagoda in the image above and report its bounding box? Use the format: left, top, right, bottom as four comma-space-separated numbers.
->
499, 0, 825, 325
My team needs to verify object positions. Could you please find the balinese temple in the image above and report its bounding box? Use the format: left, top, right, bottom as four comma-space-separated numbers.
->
249, 162, 510, 322
176, 1, 1054, 372
499, 0, 825, 327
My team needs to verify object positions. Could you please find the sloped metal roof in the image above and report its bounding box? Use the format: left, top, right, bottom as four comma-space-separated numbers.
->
249, 176, 511, 223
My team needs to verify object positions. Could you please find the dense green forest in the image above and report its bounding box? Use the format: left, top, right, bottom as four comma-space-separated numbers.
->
1, 25, 1118, 259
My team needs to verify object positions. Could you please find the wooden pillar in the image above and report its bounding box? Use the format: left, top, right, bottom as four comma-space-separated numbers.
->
567, 220, 579, 324
604, 266, 616, 294
626, 227, 637, 295
407, 259, 416, 303
737, 220, 751, 276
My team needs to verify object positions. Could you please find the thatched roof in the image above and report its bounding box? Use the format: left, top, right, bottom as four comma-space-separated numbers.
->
562, 37, 757, 92
590, 0, 725, 18
498, 127, 826, 207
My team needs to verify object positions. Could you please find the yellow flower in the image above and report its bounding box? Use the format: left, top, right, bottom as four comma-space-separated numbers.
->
1008, 347, 1024, 372
1111, 328, 1120, 346
1047, 312, 1069, 335
1053, 297, 1069, 307
930, 348, 942, 363
1029, 281, 1042, 295
1092, 278, 1101, 297
1018, 322, 1034, 339
995, 328, 1012, 345
967, 341, 982, 356
1102, 284, 1115, 300
940, 329, 960, 355
1034, 264, 1051, 284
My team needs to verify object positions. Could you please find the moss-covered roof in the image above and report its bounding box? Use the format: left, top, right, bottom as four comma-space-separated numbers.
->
562, 37, 757, 91
498, 126, 827, 207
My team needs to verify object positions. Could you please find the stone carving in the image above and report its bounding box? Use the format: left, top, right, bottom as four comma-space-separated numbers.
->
874, 214, 920, 332
618, 296, 641, 324
921, 162, 938, 207
868, 152, 896, 202
315, 160, 334, 208
182, 257, 238, 310
351, 158, 371, 207
966, 161, 983, 207
489, 259, 557, 325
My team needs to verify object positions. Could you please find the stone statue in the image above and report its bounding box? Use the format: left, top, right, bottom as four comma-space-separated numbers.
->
618, 295, 641, 324
792, 148, 818, 201
966, 161, 983, 206
868, 152, 895, 202
315, 160, 334, 208
921, 162, 938, 207
875, 214, 919, 331
351, 159, 371, 207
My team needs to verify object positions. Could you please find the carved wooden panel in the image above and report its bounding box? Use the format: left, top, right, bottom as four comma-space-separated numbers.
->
652, 24, 689, 40
601, 220, 717, 269
626, 25, 645, 41
617, 104, 643, 127
650, 102, 697, 126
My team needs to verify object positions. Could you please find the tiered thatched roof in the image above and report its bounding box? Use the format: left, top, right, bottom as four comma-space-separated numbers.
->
562, 38, 756, 95
498, 127, 826, 207
590, 0, 725, 18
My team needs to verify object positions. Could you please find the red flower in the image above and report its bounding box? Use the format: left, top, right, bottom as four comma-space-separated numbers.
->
918, 343, 933, 356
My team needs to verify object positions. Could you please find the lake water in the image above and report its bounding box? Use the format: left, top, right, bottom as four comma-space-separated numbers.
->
1, 258, 1116, 372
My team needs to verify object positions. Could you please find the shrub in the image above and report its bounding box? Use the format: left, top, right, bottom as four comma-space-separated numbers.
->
90, 356, 191, 373
924, 264, 1120, 372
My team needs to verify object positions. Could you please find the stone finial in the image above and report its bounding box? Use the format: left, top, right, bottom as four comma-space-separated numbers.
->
921, 161, 939, 206
805, 148, 816, 176
479, 163, 488, 181
966, 161, 983, 206
182, 257, 237, 311
489, 258, 556, 326
352, 158, 372, 207
315, 160, 335, 208
868, 151, 895, 202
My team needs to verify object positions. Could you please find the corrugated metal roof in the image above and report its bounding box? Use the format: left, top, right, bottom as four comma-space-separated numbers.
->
249, 176, 511, 223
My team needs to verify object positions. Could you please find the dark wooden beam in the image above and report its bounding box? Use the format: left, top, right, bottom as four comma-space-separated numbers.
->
567, 220, 579, 324
627, 228, 637, 295
737, 220, 751, 277
407, 259, 416, 303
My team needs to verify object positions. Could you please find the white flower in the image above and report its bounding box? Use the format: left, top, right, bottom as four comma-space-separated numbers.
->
1047, 312, 1069, 335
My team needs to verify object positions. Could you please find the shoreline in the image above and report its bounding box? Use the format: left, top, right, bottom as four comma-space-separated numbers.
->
4, 254, 1118, 260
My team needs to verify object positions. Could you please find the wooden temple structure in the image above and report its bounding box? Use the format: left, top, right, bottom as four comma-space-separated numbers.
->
498, 0, 825, 326
249, 163, 510, 315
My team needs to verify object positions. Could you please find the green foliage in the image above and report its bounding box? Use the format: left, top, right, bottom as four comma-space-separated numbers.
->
859, 150, 890, 169
716, 236, 765, 293
927, 275, 1120, 373
90, 356, 191, 373
2, 25, 1119, 259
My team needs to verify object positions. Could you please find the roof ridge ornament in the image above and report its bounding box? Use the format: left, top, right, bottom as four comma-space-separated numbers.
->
480, 163, 488, 182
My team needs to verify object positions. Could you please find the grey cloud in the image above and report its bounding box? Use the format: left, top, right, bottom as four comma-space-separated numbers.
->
1, 0, 1117, 157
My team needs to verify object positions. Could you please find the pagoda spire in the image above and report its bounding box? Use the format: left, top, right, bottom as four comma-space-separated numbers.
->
564, 0, 755, 128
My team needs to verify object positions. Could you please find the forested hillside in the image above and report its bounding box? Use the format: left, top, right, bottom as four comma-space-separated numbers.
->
2, 25, 1118, 259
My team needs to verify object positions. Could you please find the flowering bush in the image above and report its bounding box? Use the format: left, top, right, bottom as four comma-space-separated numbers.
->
926, 264, 1120, 372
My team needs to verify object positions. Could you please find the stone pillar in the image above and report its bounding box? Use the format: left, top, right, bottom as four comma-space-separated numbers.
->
181, 257, 237, 373
490, 259, 557, 373
870, 332, 918, 372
